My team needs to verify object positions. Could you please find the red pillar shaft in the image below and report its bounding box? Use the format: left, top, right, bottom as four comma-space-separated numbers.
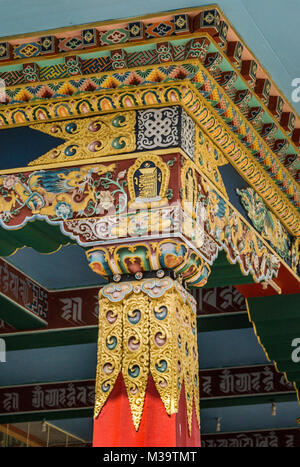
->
93, 373, 200, 447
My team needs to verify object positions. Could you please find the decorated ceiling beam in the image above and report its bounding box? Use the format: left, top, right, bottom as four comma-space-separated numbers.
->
199, 364, 296, 408
202, 428, 300, 448
0, 256, 247, 326
0, 115, 297, 281
0, 364, 295, 424
1, 53, 299, 193
0, 258, 99, 330
0, 260, 48, 329
0, 271, 249, 350
193, 283, 246, 312
0, 424, 46, 447
0, 90, 299, 240
0, 379, 95, 424
0, 312, 251, 351
0, 11, 298, 183
0, 6, 298, 155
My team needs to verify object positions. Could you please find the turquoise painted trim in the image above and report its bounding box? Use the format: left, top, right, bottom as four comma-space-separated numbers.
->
0, 0, 298, 113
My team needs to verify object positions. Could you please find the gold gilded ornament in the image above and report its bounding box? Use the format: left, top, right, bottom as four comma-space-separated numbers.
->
94, 296, 123, 418
122, 292, 150, 431
195, 128, 228, 198
94, 278, 200, 433
127, 154, 170, 209
149, 290, 180, 415
28, 111, 136, 166
181, 161, 198, 221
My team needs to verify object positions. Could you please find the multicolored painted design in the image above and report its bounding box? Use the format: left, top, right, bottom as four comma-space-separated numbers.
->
13, 42, 41, 60
28, 112, 136, 166
65, 55, 82, 76
0, 257, 99, 333
0, 148, 285, 283
2, 61, 204, 104
0, 255, 245, 331
0, 6, 298, 160
145, 21, 175, 39
40, 36, 58, 56
39, 64, 68, 81
173, 14, 191, 35
81, 188, 279, 286
0, 163, 120, 228
0, 92, 299, 238
128, 22, 145, 41
1, 59, 298, 221
22, 63, 40, 83
93, 276, 199, 432
87, 240, 211, 289
237, 187, 292, 263
0, 30, 298, 181
59, 35, 83, 53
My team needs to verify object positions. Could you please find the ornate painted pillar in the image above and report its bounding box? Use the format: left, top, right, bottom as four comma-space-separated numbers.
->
0, 105, 286, 447
81, 130, 212, 447
0, 4, 300, 450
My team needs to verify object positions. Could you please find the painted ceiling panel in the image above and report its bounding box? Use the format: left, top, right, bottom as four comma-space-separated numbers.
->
241, 0, 300, 78
0, 343, 97, 385
198, 328, 269, 369
4, 243, 103, 289
0, 126, 64, 170
200, 401, 300, 433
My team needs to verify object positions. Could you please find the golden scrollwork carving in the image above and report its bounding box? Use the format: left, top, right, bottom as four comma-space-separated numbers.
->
122, 292, 150, 431
28, 111, 136, 166
94, 278, 200, 434
149, 290, 180, 415
94, 296, 123, 419
195, 127, 228, 198
181, 161, 198, 219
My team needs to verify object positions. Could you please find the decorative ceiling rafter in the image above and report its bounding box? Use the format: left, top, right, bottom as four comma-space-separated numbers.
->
0, 6, 298, 145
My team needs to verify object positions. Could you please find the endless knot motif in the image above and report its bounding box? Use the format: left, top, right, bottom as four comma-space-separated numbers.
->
136, 107, 179, 149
